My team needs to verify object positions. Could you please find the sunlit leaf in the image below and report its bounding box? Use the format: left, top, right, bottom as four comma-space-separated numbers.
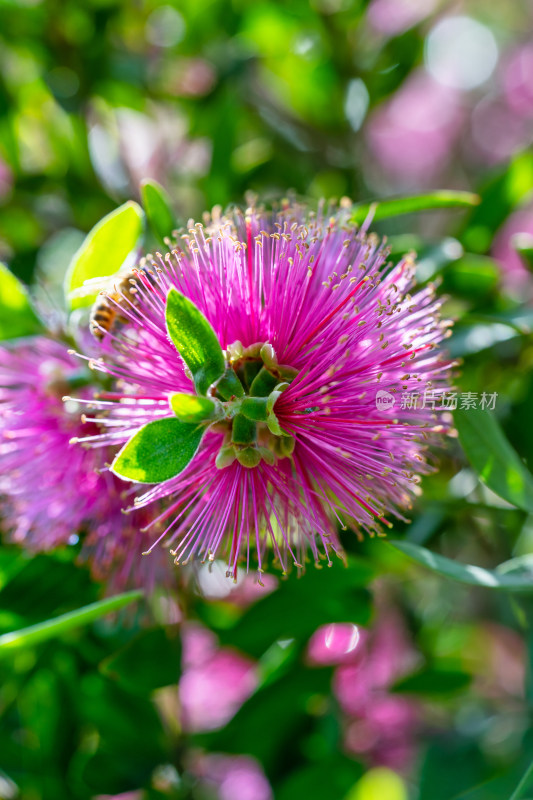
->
0, 591, 142, 653
165, 288, 225, 395
389, 540, 533, 592
350, 191, 480, 225
65, 201, 144, 309
455, 408, 533, 512
140, 178, 176, 245
169, 392, 218, 423
0, 262, 43, 340
111, 416, 205, 483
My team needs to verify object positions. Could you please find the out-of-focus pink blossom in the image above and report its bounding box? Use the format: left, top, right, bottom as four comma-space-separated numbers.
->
367, 0, 438, 37
310, 613, 421, 770
503, 44, 533, 119
0, 337, 171, 592
180, 624, 257, 732
366, 71, 463, 188
492, 205, 533, 294
191, 753, 273, 800
469, 95, 531, 165
0, 156, 13, 201
307, 623, 366, 666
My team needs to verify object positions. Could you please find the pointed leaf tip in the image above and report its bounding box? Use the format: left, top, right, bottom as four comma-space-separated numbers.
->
140, 179, 177, 245
165, 288, 226, 395
65, 200, 144, 310
111, 416, 205, 483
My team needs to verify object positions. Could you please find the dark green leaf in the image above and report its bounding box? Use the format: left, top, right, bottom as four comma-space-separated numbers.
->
111, 416, 204, 483
392, 667, 471, 695
65, 201, 144, 309
388, 540, 533, 592
165, 288, 225, 395
455, 408, 533, 512
203, 557, 374, 658
0, 262, 43, 340
0, 591, 142, 653
350, 191, 479, 225
276, 756, 363, 800
140, 178, 176, 245
100, 626, 181, 695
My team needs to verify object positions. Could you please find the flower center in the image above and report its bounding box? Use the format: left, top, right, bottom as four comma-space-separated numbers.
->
212, 341, 297, 469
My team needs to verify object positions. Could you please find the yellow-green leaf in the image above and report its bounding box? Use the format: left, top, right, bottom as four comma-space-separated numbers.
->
0, 262, 43, 340
65, 201, 144, 309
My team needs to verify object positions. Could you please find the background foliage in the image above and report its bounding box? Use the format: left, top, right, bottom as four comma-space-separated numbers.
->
1, 0, 533, 798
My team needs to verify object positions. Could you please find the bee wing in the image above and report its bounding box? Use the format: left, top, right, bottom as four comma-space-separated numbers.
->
69, 275, 115, 303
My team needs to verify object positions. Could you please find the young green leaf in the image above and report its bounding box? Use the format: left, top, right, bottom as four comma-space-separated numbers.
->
65, 201, 144, 309
0, 262, 43, 340
165, 288, 225, 395
0, 591, 142, 653
389, 540, 533, 593
169, 392, 218, 423
111, 416, 204, 483
140, 178, 176, 245
454, 407, 533, 512
350, 191, 480, 225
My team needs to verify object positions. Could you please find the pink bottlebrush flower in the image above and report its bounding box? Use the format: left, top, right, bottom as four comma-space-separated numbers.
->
0, 337, 170, 591
190, 753, 273, 800
77, 198, 453, 577
180, 623, 257, 732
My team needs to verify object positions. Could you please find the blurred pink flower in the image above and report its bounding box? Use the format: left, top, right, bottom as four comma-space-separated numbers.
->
191, 753, 273, 800
180, 624, 257, 732
309, 612, 420, 770
367, 0, 438, 36
469, 94, 531, 165
307, 623, 365, 666
366, 71, 463, 188
0, 337, 171, 592
503, 44, 533, 119
0, 156, 13, 201
492, 204, 533, 294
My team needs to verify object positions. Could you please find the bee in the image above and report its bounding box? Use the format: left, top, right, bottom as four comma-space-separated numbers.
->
89, 263, 156, 341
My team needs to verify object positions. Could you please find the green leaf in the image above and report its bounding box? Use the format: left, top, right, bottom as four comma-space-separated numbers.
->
165, 287, 225, 395
140, 178, 176, 245
0, 591, 142, 653
65, 201, 144, 309
454, 408, 533, 512
0, 262, 43, 340
391, 667, 471, 695
111, 416, 204, 483
100, 626, 181, 695
169, 392, 218, 423
509, 759, 533, 800
203, 557, 374, 658
350, 191, 480, 225
388, 540, 533, 593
